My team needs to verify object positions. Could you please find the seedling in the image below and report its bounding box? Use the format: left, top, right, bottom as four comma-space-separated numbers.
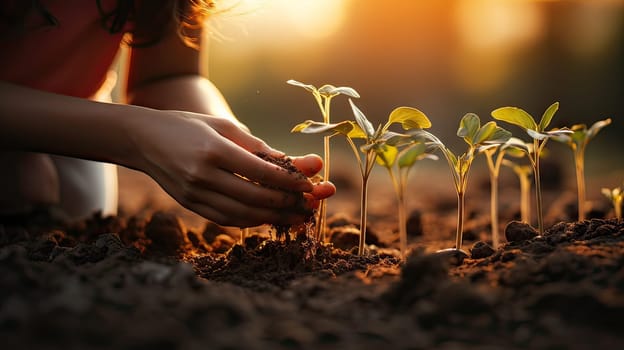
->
502, 142, 534, 224
287, 80, 360, 241
553, 118, 612, 221
482, 137, 527, 248
491, 102, 572, 234
292, 101, 430, 255
375, 110, 437, 258
601, 183, 623, 219
412, 114, 511, 252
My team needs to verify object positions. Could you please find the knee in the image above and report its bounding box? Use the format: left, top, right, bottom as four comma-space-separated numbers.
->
0, 152, 60, 211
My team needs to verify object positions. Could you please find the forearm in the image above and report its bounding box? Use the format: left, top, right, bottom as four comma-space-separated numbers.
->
127, 75, 239, 123
0, 81, 147, 168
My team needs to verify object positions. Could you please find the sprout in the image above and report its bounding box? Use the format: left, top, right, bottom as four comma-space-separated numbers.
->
601, 183, 623, 220
375, 107, 436, 258
491, 102, 572, 234
292, 101, 430, 255
482, 137, 527, 248
287, 80, 360, 241
552, 118, 612, 221
412, 114, 511, 252
502, 140, 534, 224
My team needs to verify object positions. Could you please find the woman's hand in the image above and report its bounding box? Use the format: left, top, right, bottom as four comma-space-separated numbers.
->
130, 110, 335, 227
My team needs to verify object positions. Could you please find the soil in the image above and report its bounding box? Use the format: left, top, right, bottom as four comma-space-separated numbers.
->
1, 164, 623, 350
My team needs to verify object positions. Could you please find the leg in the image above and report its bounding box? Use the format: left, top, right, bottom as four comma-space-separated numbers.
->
50, 155, 118, 220
0, 151, 60, 215
0, 151, 118, 220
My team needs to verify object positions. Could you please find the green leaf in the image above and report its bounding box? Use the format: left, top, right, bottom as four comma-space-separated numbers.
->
474, 121, 497, 144
538, 102, 559, 132
398, 143, 426, 168
347, 122, 368, 139
375, 144, 398, 168
457, 113, 481, 144
287, 79, 317, 93
387, 107, 432, 131
291, 120, 354, 136
332, 86, 360, 98
491, 107, 538, 131
381, 131, 413, 147
586, 118, 612, 140
349, 99, 375, 139
483, 125, 512, 144
526, 128, 550, 140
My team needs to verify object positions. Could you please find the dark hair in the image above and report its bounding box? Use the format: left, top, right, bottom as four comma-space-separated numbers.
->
1, 0, 215, 48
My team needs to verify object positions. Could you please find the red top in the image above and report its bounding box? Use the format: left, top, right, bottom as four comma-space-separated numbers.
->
0, 0, 127, 98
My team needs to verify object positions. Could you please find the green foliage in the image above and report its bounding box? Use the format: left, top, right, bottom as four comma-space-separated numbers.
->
491, 102, 571, 233
552, 118, 612, 221
292, 100, 432, 255
411, 114, 511, 251
601, 183, 623, 220
288, 80, 360, 241
375, 114, 437, 258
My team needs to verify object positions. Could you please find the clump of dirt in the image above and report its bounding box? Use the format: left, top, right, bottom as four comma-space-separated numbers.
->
191, 233, 399, 291
254, 152, 315, 241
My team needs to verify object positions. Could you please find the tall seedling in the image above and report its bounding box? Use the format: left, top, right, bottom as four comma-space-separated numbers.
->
375, 107, 436, 258
287, 80, 360, 241
502, 141, 534, 224
482, 137, 527, 248
412, 114, 511, 252
491, 102, 572, 234
292, 101, 430, 255
553, 118, 612, 221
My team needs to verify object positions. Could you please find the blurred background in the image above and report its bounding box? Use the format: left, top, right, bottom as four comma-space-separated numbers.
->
204, 0, 622, 172
119, 0, 624, 228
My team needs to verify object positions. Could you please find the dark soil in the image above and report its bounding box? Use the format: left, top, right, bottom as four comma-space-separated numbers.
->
1, 168, 624, 349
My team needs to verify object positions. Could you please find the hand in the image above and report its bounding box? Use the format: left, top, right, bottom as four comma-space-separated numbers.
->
131, 110, 335, 227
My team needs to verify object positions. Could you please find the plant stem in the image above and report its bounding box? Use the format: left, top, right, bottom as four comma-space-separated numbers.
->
574, 145, 586, 221
533, 139, 544, 234
315, 97, 332, 242
456, 190, 465, 250
490, 173, 499, 248
519, 171, 531, 223
359, 173, 370, 256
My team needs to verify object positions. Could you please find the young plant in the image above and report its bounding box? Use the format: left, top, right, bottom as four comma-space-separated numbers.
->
491, 102, 572, 234
376, 131, 437, 258
292, 101, 431, 255
411, 114, 511, 253
601, 183, 623, 220
502, 142, 534, 224
553, 118, 612, 221
482, 137, 527, 248
287, 80, 360, 241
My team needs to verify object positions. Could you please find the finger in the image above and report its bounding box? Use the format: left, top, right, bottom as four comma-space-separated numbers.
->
185, 190, 309, 227
291, 154, 324, 177
310, 182, 336, 200
207, 116, 285, 158
217, 138, 314, 192
188, 167, 303, 209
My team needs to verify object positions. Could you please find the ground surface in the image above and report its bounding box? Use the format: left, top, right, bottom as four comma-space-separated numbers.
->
1, 164, 623, 349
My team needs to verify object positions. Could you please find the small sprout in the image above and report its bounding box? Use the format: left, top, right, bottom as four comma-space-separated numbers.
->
502, 140, 534, 224
292, 101, 430, 255
491, 102, 572, 234
412, 114, 511, 252
601, 183, 623, 219
553, 118, 612, 221
288, 80, 360, 241
482, 137, 526, 248
375, 107, 436, 258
